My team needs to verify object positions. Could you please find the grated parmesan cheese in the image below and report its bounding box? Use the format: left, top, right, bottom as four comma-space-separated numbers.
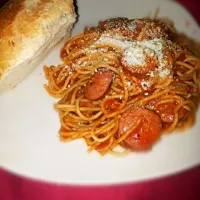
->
126, 80, 132, 86
135, 38, 164, 67
141, 80, 150, 90
128, 23, 136, 31
148, 71, 155, 78
92, 35, 173, 80
123, 46, 146, 66
156, 66, 170, 78
85, 48, 108, 54
80, 61, 88, 66
95, 36, 132, 50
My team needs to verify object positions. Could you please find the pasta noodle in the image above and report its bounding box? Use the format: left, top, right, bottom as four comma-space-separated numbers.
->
44, 18, 200, 155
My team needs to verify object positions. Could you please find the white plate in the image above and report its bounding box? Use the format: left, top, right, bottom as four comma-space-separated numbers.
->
0, 0, 200, 185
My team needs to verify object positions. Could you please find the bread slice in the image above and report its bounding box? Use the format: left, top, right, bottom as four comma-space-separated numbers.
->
0, 0, 76, 93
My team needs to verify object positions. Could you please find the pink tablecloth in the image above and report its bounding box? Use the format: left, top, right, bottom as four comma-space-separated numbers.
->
0, 166, 200, 200
0, 0, 200, 199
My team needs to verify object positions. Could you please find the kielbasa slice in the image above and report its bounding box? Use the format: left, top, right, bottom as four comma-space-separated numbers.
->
118, 107, 162, 151
85, 68, 113, 100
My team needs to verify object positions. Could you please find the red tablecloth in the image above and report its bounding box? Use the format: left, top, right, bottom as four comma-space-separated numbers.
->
0, 0, 200, 200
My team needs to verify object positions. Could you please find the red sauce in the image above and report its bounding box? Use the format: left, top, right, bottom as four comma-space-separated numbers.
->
60, 48, 67, 59
104, 99, 122, 113
95, 139, 110, 150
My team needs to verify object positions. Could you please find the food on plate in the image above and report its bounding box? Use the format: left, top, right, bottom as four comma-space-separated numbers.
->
0, 0, 76, 93
44, 17, 200, 155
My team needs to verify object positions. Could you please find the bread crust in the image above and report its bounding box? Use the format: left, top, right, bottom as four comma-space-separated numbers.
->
0, 0, 76, 90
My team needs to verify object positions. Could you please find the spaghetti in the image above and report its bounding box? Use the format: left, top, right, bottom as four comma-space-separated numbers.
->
44, 18, 200, 155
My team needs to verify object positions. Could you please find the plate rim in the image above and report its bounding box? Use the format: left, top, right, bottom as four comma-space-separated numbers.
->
0, 0, 200, 185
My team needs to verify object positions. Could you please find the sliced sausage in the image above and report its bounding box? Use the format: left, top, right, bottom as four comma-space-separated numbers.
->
85, 68, 113, 100
118, 107, 162, 151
